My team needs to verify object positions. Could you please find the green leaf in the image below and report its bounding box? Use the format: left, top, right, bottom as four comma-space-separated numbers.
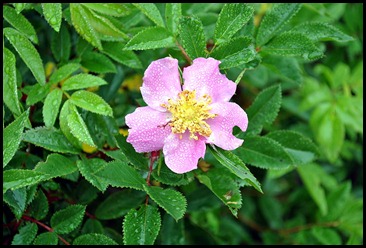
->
67, 102, 96, 147
59, 100, 82, 149
3, 109, 29, 168
81, 218, 104, 234
3, 5, 38, 44
124, 26, 175, 50
81, 3, 133, 17
165, 3, 182, 35
51, 23, 71, 63
95, 160, 146, 190
196, 169, 242, 217
265, 130, 319, 165
81, 51, 116, 74
114, 134, 148, 170
76, 158, 109, 192
214, 3, 254, 44
95, 190, 145, 220
3, 169, 45, 194
178, 16, 206, 60
41, 3, 62, 32
208, 146, 262, 193
4, 27, 45, 85
61, 74, 108, 91
22, 126, 81, 154
256, 3, 302, 46
210, 36, 252, 60
234, 136, 294, 169
84, 112, 118, 148
101, 42, 142, 69
311, 227, 342, 245
70, 90, 113, 116
261, 32, 324, 60
51, 204, 86, 234
3, 48, 22, 117
262, 55, 303, 85
25, 83, 51, 106
29, 190, 49, 220
244, 84, 282, 135
3, 188, 27, 220
12, 222, 38, 245
219, 47, 257, 69
291, 22, 354, 42
42, 89, 63, 127
34, 153, 77, 180
133, 3, 165, 27
70, 3, 102, 50
143, 185, 187, 221
33, 232, 58, 245
74, 233, 118, 245
13, 3, 30, 14
297, 163, 328, 216
160, 214, 185, 245
48, 63, 80, 85
123, 204, 161, 245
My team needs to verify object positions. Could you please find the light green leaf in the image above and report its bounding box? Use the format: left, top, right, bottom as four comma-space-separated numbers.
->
114, 134, 148, 170
95, 160, 145, 191
43, 88, 63, 127
165, 3, 182, 35
67, 103, 96, 147
261, 32, 324, 60
3, 188, 27, 220
245, 84, 282, 135
208, 145, 262, 193
133, 3, 165, 27
59, 100, 82, 149
311, 227, 342, 245
29, 190, 49, 220
13, 3, 30, 14
70, 90, 113, 116
219, 47, 257, 69
101, 42, 142, 69
291, 22, 354, 42
22, 126, 81, 154
51, 23, 71, 63
210, 36, 252, 60
81, 51, 116, 74
124, 26, 175, 50
34, 153, 77, 180
143, 185, 187, 221
256, 3, 302, 46
41, 3, 62, 32
123, 204, 161, 245
3, 169, 45, 194
95, 190, 145, 220
12, 222, 38, 245
76, 158, 109, 192
48, 63, 80, 85
51, 204, 86, 234
3, 5, 38, 44
25, 83, 51, 106
197, 169, 242, 217
3, 48, 22, 117
4, 27, 45, 85
74, 233, 118, 245
33, 232, 58, 245
70, 3, 102, 50
61, 74, 108, 91
214, 3, 254, 44
178, 16, 206, 60
81, 3, 133, 17
3, 109, 29, 168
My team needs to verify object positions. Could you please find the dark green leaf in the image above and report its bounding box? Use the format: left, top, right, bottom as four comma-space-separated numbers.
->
123, 204, 161, 245
33, 232, 58, 245
214, 3, 254, 44
3, 188, 27, 220
178, 16, 206, 60
3, 169, 45, 194
124, 26, 175, 50
256, 3, 302, 46
51, 204, 86, 234
3, 109, 29, 168
114, 134, 148, 170
74, 233, 118, 245
262, 55, 303, 85
133, 3, 165, 27
4, 27, 45, 85
95, 190, 145, 220
81, 218, 104, 234
22, 126, 80, 154
3, 5, 38, 44
165, 3, 182, 35
34, 153, 77, 180
70, 90, 113, 117
59, 100, 82, 149
25, 83, 51, 106
41, 3, 62, 32
12, 223, 38, 245
219, 47, 257, 69
76, 158, 109, 192
210, 36, 252, 60
61, 73, 108, 91
101, 41, 142, 69
42, 89, 63, 127
160, 214, 185, 245
143, 185, 187, 221
29, 190, 49, 220
48, 63, 80, 85
51, 23, 71, 63
81, 51, 116, 74
81, 3, 133, 17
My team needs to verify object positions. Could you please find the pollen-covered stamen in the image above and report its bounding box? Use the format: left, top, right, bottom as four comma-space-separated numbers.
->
161, 90, 217, 140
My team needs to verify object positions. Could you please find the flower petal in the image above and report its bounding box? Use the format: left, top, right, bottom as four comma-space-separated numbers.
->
182, 57, 236, 103
163, 132, 206, 174
126, 106, 171, 153
206, 102, 248, 150
140, 57, 182, 111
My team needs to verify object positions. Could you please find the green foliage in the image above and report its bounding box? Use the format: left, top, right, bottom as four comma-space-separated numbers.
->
73, 233, 118, 245
12, 223, 38, 245
33, 232, 58, 245
50, 204, 86, 234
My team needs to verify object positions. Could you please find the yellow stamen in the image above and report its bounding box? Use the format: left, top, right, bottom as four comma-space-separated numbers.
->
161, 90, 217, 140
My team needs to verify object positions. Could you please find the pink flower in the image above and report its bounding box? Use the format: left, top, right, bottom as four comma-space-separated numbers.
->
125, 57, 248, 174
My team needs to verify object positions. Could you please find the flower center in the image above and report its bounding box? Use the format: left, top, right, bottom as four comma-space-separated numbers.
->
162, 90, 217, 140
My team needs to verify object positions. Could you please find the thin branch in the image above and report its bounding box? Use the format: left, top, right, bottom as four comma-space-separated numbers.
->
176, 41, 192, 64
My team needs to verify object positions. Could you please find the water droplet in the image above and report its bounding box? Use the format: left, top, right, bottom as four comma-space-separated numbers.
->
50, 17, 57, 25
117, 8, 123, 13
